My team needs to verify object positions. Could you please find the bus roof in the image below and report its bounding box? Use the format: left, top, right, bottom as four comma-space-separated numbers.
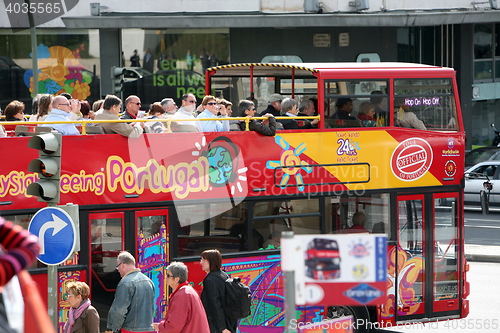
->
207, 62, 455, 77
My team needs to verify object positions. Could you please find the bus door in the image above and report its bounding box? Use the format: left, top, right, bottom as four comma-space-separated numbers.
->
89, 211, 124, 332
432, 194, 460, 315
396, 194, 461, 322
396, 195, 426, 320
134, 209, 170, 323
89, 209, 169, 331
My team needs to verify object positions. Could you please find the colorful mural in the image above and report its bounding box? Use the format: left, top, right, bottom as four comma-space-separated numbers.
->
379, 245, 424, 323
186, 255, 323, 333
24, 44, 93, 100
138, 222, 169, 322
58, 271, 83, 333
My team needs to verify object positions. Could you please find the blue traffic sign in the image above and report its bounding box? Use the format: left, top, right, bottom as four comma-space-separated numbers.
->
29, 207, 76, 265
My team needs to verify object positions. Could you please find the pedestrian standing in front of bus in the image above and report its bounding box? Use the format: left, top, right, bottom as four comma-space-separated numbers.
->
107, 251, 155, 333
0, 217, 40, 332
152, 262, 210, 333
200, 249, 237, 333
63, 281, 100, 333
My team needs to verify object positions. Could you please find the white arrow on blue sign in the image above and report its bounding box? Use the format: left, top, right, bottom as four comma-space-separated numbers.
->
29, 207, 76, 265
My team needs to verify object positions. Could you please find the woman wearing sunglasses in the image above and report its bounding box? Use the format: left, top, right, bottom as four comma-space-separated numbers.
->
63, 281, 100, 333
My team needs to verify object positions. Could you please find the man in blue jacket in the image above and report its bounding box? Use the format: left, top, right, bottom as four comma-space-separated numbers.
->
40, 95, 80, 135
107, 251, 155, 333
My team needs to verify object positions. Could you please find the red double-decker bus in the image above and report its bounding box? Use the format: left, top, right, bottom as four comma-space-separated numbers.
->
0, 62, 468, 332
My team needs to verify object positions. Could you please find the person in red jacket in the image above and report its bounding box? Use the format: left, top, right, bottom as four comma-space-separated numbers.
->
152, 262, 209, 333
0, 217, 39, 286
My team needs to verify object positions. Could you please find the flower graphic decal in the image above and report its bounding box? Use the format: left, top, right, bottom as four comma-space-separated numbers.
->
266, 135, 312, 191
379, 246, 424, 320
23, 44, 93, 100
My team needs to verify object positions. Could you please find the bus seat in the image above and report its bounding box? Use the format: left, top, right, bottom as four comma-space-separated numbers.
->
15, 125, 36, 136
276, 122, 284, 130
171, 124, 198, 132
35, 126, 52, 133
85, 126, 105, 134
326, 119, 362, 128
230, 123, 241, 131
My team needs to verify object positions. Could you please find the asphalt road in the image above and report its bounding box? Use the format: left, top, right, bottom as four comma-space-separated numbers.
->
464, 209, 500, 246
375, 261, 500, 333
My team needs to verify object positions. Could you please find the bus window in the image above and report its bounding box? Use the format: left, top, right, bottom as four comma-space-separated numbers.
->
324, 80, 389, 127
327, 194, 391, 238
252, 199, 320, 244
175, 201, 248, 256
397, 199, 425, 310
394, 78, 458, 131
137, 215, 166, 238
433, 197, 458, 301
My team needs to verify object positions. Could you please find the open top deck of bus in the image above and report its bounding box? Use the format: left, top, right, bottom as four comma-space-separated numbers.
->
207, 62, 456, 77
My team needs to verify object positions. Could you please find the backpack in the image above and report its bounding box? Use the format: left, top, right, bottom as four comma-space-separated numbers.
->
222, 276, 252, 319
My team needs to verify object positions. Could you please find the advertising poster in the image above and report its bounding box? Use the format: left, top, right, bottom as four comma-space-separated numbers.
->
283, 234, 387, 306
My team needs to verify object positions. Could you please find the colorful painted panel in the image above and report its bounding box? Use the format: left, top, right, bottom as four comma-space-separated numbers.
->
137, 222, 169, 322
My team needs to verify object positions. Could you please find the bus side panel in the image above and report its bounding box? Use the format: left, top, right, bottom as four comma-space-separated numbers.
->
186, 254, 324, 332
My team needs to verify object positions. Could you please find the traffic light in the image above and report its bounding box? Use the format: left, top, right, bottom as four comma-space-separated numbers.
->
27, 133, 62, 204
111, 66, 126, 93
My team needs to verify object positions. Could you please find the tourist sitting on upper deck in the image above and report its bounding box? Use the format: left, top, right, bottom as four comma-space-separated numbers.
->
195, 95, 229, 132
40, 96, 80, 135
259, 94, 283, 117
330, 97, 356, 121
172, 93, 198, 131
238, 99, 276, 136
278, 98, 318, 130
31, 94, 52, 122
357, 101, 378, 127
95, 94, 144, 138
395, 97, 426, 130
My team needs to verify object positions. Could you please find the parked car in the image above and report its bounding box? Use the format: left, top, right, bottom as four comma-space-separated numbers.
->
123, 67, 152, 82
464, 161, 500, 205
464, 146, 500, 171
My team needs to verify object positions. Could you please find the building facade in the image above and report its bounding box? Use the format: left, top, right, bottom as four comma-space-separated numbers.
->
1, 0, 500, 148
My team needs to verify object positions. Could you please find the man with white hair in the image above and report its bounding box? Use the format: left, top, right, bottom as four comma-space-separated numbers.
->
41, 95, 80, 135
160, 98, 177, 117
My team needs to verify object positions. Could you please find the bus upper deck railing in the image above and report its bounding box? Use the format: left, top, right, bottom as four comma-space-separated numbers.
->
0, 115, 321, 135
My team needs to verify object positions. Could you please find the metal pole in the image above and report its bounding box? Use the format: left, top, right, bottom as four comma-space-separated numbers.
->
47, 201, 58, 328
47, 265, 58, 329
282, 231, 297, 333
26, 0, 38, 97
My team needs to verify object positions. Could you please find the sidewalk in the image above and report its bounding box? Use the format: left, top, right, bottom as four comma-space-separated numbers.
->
465, 244, 500, 263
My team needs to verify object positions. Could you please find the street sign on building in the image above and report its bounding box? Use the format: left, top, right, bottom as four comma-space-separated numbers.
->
28, 207, 76, 265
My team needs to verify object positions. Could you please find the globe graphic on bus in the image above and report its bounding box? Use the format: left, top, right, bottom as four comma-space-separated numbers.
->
207, 145, 234, 186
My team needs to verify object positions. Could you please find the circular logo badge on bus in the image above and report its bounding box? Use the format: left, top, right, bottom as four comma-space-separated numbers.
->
391, 138, 433, 181
444, 160, 457, 177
